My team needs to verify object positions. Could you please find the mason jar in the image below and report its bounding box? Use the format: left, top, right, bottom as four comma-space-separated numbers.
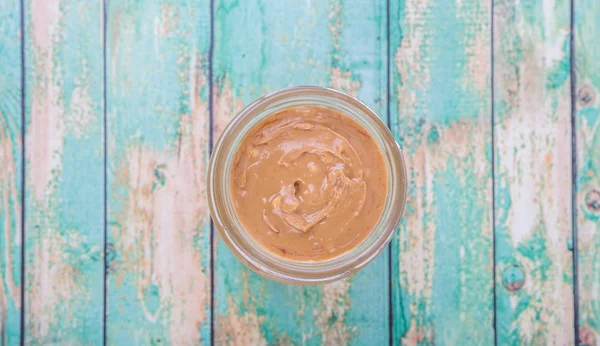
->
208, 86, 407, 284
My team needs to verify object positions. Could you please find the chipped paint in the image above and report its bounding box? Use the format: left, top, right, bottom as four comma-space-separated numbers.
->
110, 123, 210, 338
212, 76, 243, 143
328, 0, 342, 53
391, 0, 494, 343
575, 0, 600, 341
28, 0, 64, 202
494, 0, 574, 343
64, 59, 97, 138
1, 0, 23, 342
316, 279, 353, 345
464, 32, 490, 95
392, 0, 431, 121
398, 120, 493, 344
157, 4, 180, 38
25, 4, 68, 338
457, 0, 490, 94
217, 296, 267, 346
106, 1, 211, 341
0, 110, 21, 345
24, 0, 105, 343
217, 273, 267, 346
327, 0, 361, 98
110, 80, 210, 341
26, 227, 90, 340
11, 0, 593, 344
0, 113, 21, 310
329, 67, 361, 98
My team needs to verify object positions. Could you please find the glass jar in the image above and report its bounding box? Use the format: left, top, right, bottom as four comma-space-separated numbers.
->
208, 86, 407, 284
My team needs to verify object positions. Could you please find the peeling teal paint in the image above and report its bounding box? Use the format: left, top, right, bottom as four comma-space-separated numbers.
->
0, 0, 22, 344
546, 39, 571, 90
576, 0, 600, 341
106, 0, 212, 344
494, 0, 575, 343
2, 0, 594, 344
391, 0, 494, 344
23, 0, 104, 343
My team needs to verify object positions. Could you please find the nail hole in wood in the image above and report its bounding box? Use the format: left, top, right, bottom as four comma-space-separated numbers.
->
578, 85, 596, 107
502, 264, 525, 292
585, 189, 600, 213
580, 326, 597, 346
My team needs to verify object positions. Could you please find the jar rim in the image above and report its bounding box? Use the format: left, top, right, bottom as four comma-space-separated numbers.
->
208, 86, 407, 284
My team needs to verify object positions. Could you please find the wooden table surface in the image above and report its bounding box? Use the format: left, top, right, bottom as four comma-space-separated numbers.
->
0, 0, 598, 345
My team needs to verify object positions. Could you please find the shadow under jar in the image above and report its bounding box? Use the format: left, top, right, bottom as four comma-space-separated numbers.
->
208, 86, 407, 284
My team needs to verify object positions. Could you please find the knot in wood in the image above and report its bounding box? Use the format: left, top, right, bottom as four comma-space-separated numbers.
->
502, 264, 525, 292
580, 326, 598, 346
585, 189, 600, 213
578, 85, 596, 107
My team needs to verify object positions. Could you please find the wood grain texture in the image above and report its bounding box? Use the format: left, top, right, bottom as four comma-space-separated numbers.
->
106, 0, 212, 344
23, 0, 104, 344
390, 0, 495, 344
4, 1, 597, 344
575, 0, 600, 344
212, 0, 389, 344
493, 0, 574, 344
0, 0, 22, 344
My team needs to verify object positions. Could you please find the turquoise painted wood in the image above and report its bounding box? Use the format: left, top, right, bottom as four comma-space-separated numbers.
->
212, 0, 389, 345
493, 0, 574, 344
3, 0, 600, 345
23, 0, 104, 344
390, 0, 495, 344
0, 0, 22, 344
106, 0, 212, 344
575, 0, 600, 343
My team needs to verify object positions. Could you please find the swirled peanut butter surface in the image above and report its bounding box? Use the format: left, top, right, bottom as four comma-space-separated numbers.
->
230, 105, 387, 261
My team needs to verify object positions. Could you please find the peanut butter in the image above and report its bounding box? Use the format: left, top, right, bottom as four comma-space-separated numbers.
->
230, 105, 387, 261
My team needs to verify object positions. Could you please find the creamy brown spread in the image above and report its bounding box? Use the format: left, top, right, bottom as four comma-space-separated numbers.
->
230, 105, 387, 261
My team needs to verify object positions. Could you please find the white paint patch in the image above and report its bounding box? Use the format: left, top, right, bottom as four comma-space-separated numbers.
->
329, 67, 361, 97
495, 1, 574, 343
65, 58, 96, 138
29, 0, 65, 202
213, 76, 243, 144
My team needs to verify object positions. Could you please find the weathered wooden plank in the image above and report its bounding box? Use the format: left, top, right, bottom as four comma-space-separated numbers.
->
23, 0, 104, 344
493, 0, 574, 344
0, 0, 22, 344
390, 0, 494, 344
575, 0, 600, 343
106, 0, 212, 344
213, 0, 389, 344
